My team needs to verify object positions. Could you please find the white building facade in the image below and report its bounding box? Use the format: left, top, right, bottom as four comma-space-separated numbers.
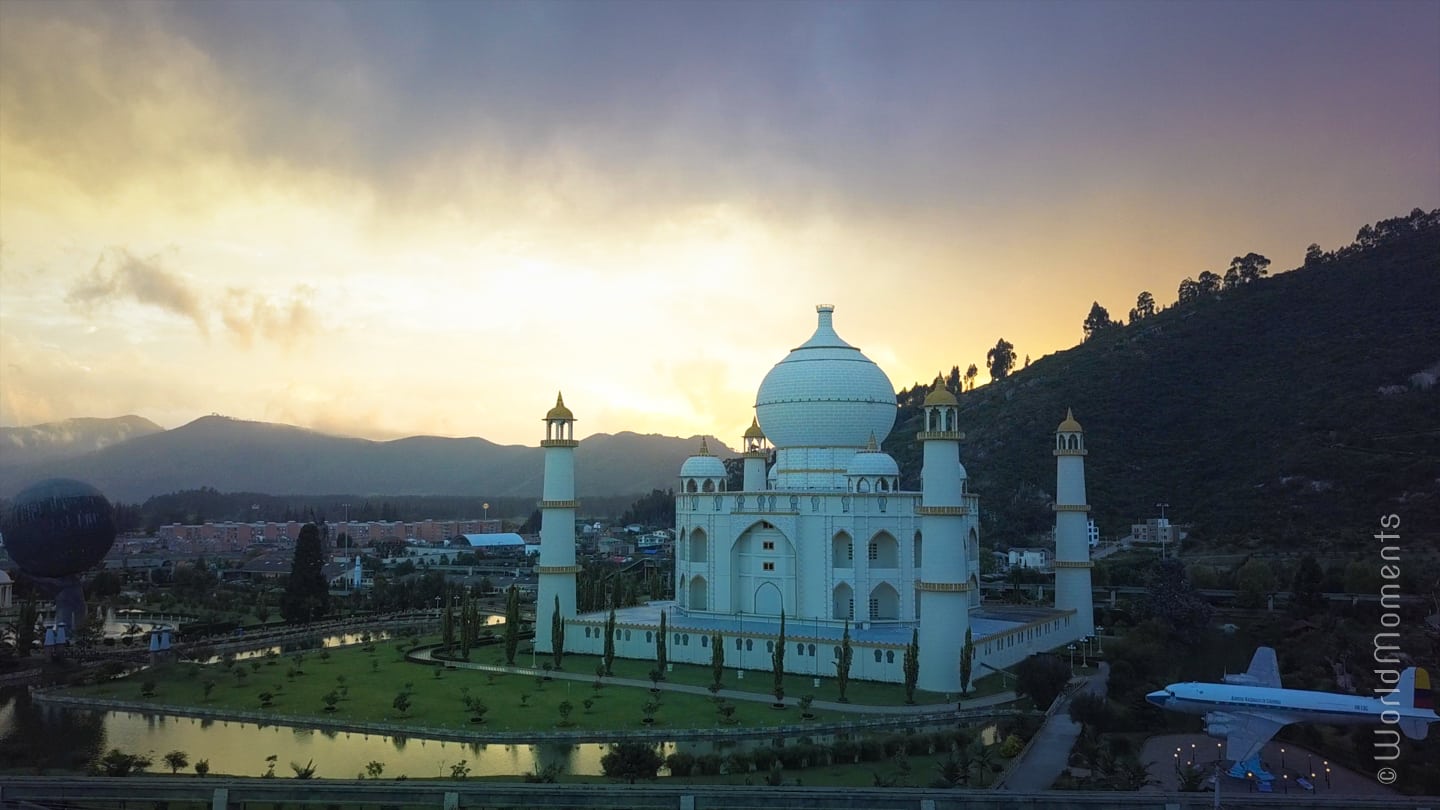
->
547, 306, 1095, 692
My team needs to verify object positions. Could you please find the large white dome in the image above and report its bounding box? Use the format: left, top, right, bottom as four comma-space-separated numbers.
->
755, 306, 896, 449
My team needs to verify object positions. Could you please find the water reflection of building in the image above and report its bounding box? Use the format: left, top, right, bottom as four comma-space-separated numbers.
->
539, 306, 1096, 693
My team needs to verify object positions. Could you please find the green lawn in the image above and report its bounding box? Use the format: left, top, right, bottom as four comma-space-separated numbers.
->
452, 639, 1007, 707
66, 637, 885, 732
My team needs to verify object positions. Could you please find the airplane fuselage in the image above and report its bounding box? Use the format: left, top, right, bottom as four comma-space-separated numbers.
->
1149, 681, 1433, 727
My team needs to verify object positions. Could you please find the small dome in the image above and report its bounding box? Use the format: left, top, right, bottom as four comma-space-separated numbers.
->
1057, 408, 1083, 433
743, 417, 766, 440
546, 392, 574, 421
680, 437, 727, 479
923, 374, 958, 407
847, 448, 899, 479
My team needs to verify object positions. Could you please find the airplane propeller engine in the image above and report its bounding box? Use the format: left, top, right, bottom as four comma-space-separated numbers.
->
1204, 711, 1235, 737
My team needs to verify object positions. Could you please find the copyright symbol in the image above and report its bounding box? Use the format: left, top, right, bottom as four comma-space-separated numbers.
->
1376, 767, 1397, 784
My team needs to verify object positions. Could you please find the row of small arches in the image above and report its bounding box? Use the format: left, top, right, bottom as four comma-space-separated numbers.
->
681, 527, 978, 569
581, 624, 904, 665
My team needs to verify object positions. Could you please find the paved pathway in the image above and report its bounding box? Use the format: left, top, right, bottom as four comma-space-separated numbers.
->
997, 661, 1109, 791
408, 646, 1020, 716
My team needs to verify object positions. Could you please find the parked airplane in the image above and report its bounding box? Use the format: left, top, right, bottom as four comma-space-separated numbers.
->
1147, 646, 1436, 779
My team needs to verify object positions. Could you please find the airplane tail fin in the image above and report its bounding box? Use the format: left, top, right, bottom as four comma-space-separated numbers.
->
1397, 667, 1436, 740
1224, 646, 1282, 688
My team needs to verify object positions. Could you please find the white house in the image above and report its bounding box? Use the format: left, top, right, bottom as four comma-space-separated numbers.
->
1008, 548, 1051, 570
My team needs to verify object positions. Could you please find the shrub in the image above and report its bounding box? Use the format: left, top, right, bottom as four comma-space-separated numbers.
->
775, 745, 805, 770
831, 739, 859, 764
600, 742, 663, 784
905, 732, 933, 756
999, 734, 1025, 758
695, 753, 724, 776
725, 751, 753, 774
858, 739, 886, 762
96, 749, 151, 776
881, 734, 906, 757
750, 747, 778, 771
664, 751, 695, 777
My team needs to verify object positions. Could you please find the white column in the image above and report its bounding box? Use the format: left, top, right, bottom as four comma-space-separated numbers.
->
916, 402, 971, 693
1053, 421, 1095, 638
537, 404, 579, 656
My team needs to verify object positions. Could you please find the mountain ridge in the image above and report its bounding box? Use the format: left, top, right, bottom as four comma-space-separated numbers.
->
0, 414, 735, 502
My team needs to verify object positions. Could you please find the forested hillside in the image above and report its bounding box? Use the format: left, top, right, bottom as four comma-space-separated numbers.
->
886, 209, 1440, 550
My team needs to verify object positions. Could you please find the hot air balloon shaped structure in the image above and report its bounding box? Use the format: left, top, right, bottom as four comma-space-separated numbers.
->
2, 479, 117, 640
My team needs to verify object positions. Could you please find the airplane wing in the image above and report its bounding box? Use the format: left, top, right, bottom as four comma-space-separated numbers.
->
1216, 711, 1290, 762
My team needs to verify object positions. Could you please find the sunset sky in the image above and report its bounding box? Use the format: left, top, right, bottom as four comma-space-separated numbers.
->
2, 0, 1436, 447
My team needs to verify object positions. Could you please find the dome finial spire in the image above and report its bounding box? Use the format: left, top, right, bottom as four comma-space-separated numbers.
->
545, 391, 575, 421
1058, 408, 1083, 432
865, 432, 879, 452
699, 436, 711, 456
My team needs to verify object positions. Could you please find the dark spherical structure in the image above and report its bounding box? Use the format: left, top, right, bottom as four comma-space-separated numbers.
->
3, 478, 117, 579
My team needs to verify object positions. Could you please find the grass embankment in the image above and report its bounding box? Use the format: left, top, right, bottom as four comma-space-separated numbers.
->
65, 636, 925, 732
447, 637, 1006, 706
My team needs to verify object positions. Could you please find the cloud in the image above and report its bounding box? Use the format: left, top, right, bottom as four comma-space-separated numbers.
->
65, 248, 208, 334
219, 285, 318, 347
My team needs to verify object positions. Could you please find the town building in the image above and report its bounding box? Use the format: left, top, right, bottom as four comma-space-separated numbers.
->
1007, 548, 1051, 570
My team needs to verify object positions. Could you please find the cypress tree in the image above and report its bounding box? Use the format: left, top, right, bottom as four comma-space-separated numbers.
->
835, 620, 853, 703
441, 606, 455, 650
959, 627, 975, 698
656, 611, 668, 677
15, 600, 37, 658
280, 523, 328, 624
710, 633, 725, 691
772, 610, 786, 703
551, 595, 566, 669
603, 607, 617, 676
458, 591, 472, 660
903, 628, 920, 705
503, 585, 520, 666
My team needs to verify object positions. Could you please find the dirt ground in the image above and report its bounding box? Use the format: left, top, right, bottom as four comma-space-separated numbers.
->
1141, 733, 1402, 798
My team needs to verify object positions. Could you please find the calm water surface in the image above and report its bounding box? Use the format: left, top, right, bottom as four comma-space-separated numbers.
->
2, 621, 998, 778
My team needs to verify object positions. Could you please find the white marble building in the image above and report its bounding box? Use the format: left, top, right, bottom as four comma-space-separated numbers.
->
542, 306, 1095, 692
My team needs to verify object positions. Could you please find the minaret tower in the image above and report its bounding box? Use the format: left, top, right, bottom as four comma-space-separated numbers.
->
536, 392, 580, 657
1052, 409, 1095, 637
915, 375, 972, 692
741, 417, 769, 491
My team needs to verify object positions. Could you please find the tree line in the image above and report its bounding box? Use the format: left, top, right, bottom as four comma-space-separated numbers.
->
900, 207, 1438, 405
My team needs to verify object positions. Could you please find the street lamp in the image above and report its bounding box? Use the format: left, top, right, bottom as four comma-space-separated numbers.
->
1068, 643, 1077, 675
1095, 625, 1104, 653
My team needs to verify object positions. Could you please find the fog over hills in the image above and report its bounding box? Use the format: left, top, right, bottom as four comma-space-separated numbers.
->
0, 415, 733, 502
0, 416, 164, 466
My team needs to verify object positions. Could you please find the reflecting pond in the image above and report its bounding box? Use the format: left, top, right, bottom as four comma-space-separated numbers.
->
0, 686, 993, 778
